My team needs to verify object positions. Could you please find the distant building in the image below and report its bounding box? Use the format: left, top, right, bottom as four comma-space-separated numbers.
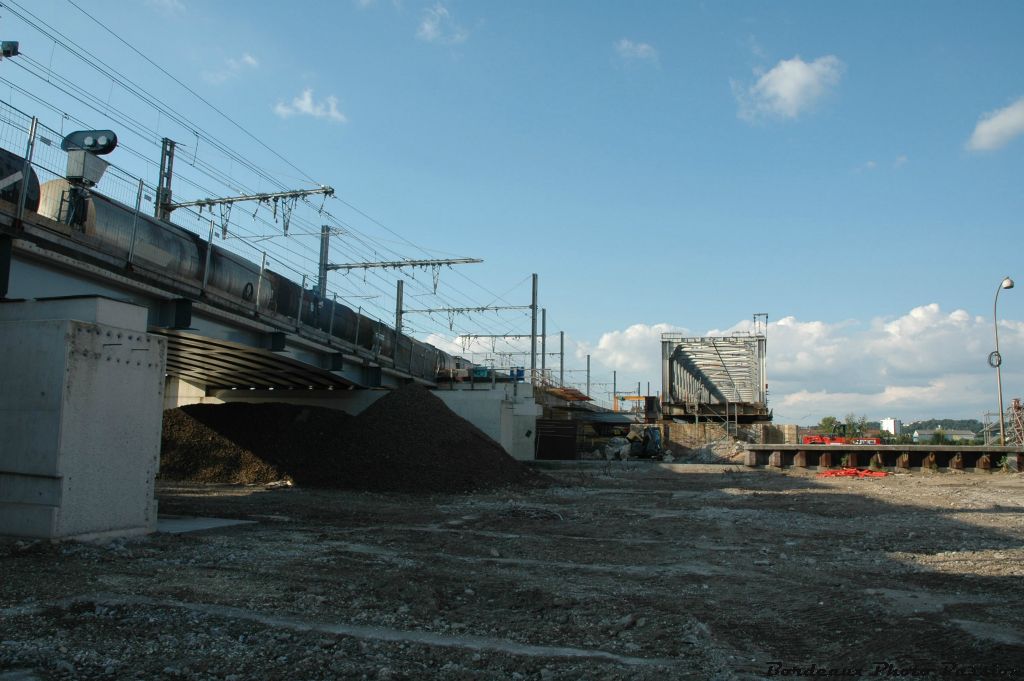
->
912, 428, 977, 443
880, 417, 903, 436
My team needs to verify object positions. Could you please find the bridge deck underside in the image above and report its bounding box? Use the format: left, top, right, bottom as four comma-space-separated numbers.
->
155, 328, 356, 391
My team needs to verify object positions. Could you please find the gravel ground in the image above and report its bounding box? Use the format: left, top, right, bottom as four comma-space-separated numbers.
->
2, 465, 1023, 680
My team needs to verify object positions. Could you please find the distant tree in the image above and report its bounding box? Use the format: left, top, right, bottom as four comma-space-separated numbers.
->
895, 434, 914, 445
818, 416, 839, 433
844, 413, 868, 438
929, 431, 949, 445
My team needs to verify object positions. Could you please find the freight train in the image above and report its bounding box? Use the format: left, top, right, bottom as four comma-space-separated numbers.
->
1, 146, 469, 383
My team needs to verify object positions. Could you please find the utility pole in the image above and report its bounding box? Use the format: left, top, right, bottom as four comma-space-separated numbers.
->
541, 308, 547, 375
317, 224, 330, 300
156, 138, 175, 220
395, 280, 404, 336
16, 115, 36, 225
586, 354, 591, 399
559, 331, 565, 386
613, 371, 617, 412
530, 273, 538, 382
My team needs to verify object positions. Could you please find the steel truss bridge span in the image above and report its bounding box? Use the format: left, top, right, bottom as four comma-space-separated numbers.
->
661, 333, 769, 424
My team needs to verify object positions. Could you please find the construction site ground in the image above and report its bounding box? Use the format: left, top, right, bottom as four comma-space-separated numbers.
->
3, 464, 1024, 680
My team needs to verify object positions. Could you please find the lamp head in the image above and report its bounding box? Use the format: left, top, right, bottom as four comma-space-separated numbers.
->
1002, 277, 1015, 290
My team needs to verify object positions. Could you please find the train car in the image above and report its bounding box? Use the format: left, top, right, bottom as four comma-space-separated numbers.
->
38, 178, 203, 281
9, 141, 466, 382
20, 149, 466, 382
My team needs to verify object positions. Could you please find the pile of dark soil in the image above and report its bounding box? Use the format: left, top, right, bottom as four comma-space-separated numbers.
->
338, 384, 538, 493
159, 403, 353, 486
160, 384, 540, 493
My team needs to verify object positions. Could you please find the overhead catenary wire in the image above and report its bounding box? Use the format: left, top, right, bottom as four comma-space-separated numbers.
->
2, 2, 542, 355
4, 52, 485, 313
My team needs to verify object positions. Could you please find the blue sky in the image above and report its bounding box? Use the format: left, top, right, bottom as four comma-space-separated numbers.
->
3, 0, 1024, 424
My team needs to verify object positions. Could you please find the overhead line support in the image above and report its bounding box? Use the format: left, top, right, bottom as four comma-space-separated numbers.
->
155, 135, 334, 235
403, 305, 531, 314
326, 257, 482, 272
170, 186, 335, 210
458, 333, 534, 339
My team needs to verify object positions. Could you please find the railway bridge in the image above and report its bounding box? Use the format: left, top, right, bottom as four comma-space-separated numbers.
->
0, 117, 539, 539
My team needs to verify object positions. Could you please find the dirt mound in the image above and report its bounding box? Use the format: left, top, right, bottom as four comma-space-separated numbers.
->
160, 384, 539, 493
339, 384, 537, 493
159, 403, 353, 486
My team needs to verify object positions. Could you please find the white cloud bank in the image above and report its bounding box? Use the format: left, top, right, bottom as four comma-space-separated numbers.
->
614, 39, 658, 64
417, 3, 468, 45
966, 97, 1024, 151
274, 89, 347, 123
578, 323, 682, 373
734, 55, 844, 121
577, 305, 1024, 424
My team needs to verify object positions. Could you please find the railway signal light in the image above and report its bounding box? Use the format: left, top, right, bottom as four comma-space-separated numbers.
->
61, 130, 118, 155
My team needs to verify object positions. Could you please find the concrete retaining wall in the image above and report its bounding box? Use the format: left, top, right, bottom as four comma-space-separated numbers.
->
418, 385, 541, 461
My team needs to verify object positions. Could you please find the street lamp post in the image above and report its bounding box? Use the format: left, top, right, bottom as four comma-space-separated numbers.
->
991, 276, 1014, 445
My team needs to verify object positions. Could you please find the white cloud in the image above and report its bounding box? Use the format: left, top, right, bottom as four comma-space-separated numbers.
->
734, 55, 844, 121
202, 52, 259, 85
762, 305, 1024, 422
775, 374, 986, 421
614, 39, 659, 64
893, 154, 908, 168
579, 323, 686, 373
417, 3, 468, 45
966, 97, 1024, 151
584, 305, 1024, 424
274, 89, 348, 123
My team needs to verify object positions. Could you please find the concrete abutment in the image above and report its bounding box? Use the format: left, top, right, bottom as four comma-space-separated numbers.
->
0, 297, 166, 539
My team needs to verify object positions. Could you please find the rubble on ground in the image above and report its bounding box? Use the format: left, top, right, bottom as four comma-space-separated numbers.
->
4, 467, 1024, 678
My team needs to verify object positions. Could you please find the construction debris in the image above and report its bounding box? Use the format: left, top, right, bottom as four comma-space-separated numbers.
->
817, 468, 889, 478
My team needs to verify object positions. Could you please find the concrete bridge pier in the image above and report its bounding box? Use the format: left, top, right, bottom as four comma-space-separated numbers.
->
0, 296, 166, 539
